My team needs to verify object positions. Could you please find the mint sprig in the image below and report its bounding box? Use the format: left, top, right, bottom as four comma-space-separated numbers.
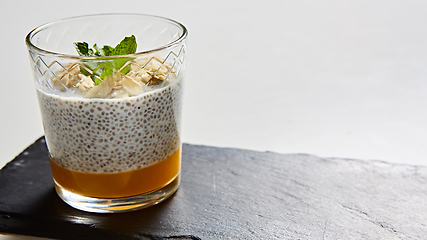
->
74, 35, 137, 85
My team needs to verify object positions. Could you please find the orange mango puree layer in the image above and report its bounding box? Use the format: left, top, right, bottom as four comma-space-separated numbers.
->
50, 147, 181, 198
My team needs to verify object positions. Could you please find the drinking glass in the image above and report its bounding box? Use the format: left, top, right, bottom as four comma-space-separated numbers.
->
25, 13, 187, 213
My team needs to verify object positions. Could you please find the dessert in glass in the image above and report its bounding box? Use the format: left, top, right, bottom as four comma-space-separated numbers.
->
25, 14, 187, 213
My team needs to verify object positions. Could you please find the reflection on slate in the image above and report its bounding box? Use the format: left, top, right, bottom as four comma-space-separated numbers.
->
1, 137, 427, 239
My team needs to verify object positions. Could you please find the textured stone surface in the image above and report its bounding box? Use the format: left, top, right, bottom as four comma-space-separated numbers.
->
0, 137, 427, 239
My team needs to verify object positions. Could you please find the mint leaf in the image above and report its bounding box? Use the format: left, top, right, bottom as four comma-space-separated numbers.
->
93, 44, 104, 56
74, 42, 94, 56
102, 45, 114, 56
100, 62, 114, 80
74, 35, 137, 84
114, 35, 137, 55
111, 35, 136, 76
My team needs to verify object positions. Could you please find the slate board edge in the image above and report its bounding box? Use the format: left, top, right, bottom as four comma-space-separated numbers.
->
1, 136, 426, 239
4, 136, 422, 171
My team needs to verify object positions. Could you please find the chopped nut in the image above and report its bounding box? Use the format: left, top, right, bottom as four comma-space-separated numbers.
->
75, 74, 95, 92
122, 76, 143, 96
110, 89, 130, 98
84, 75, 117, 98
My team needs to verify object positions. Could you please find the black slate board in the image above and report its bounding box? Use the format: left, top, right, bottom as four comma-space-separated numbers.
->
1, 137, 427, 239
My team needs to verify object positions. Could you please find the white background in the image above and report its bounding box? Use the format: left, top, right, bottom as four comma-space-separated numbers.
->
1, 0, 427, 238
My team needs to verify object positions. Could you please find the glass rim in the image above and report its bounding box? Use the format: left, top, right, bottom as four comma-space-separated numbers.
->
25, 13, 188, 60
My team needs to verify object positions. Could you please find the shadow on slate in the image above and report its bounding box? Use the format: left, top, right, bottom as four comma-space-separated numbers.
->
1, 137, 427, 239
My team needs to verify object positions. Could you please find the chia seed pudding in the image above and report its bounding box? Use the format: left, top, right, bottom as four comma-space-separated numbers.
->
37, 57, 182, 174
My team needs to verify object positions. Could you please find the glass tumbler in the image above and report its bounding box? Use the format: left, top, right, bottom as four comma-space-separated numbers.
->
25, 14, 187, 213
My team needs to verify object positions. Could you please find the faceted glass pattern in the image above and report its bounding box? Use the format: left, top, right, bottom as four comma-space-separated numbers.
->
26, 14, 187, 94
